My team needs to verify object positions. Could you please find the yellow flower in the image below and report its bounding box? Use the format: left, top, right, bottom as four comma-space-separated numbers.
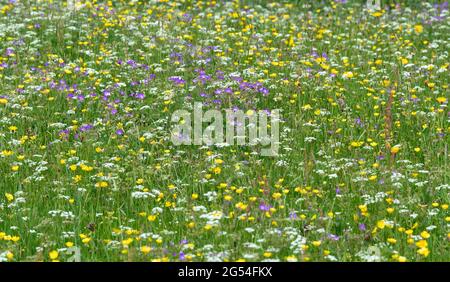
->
11, 165, 19, 172
151, 259, 161, 262
80, 164, 93, 172
436, 97, 447, 104
65, 242, 74, 248
6, 251, 14, 261
73, 175, 82, 183
312, 241, 321, 247
95, 181, 108, 188
147, 215, 157, 222
371, 11, 384, 17
414, 24, 423, 33
420, 231, 430, 239
272, 192, 282, 199
1, 150, 13, 156
351, 141, 364, 147
358, 205, 368, 212
285, 255, 298, 262
82, 237, 91, 244
5, 193, 14, 202
415, 240, 428, 248
377, 220, 385, 229
49, 250, 59, 260
390, 145, 401, 154
417, 247, 430, 257
141, 246, 152, 254
342, 71, 354, 78
387, 238, 397, 244
0, 98, 8, 104
122, 238, 133, 246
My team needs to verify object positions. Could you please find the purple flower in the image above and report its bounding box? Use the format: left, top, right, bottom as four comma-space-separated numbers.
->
79, 124, 93, 132
259, 87, 269, 96
179, 252, 186, 261
216, 70, 225, 80
289, 212, 298, 219
169, 76, 185, 85
193, 69, 211, 84
5, 48, 14, 56
328, 234, 340, 241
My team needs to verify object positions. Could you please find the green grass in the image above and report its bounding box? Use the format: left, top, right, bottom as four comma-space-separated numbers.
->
0, 0, 449, 262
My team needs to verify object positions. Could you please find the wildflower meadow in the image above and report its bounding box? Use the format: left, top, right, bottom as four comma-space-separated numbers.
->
0, 0, 449, 263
